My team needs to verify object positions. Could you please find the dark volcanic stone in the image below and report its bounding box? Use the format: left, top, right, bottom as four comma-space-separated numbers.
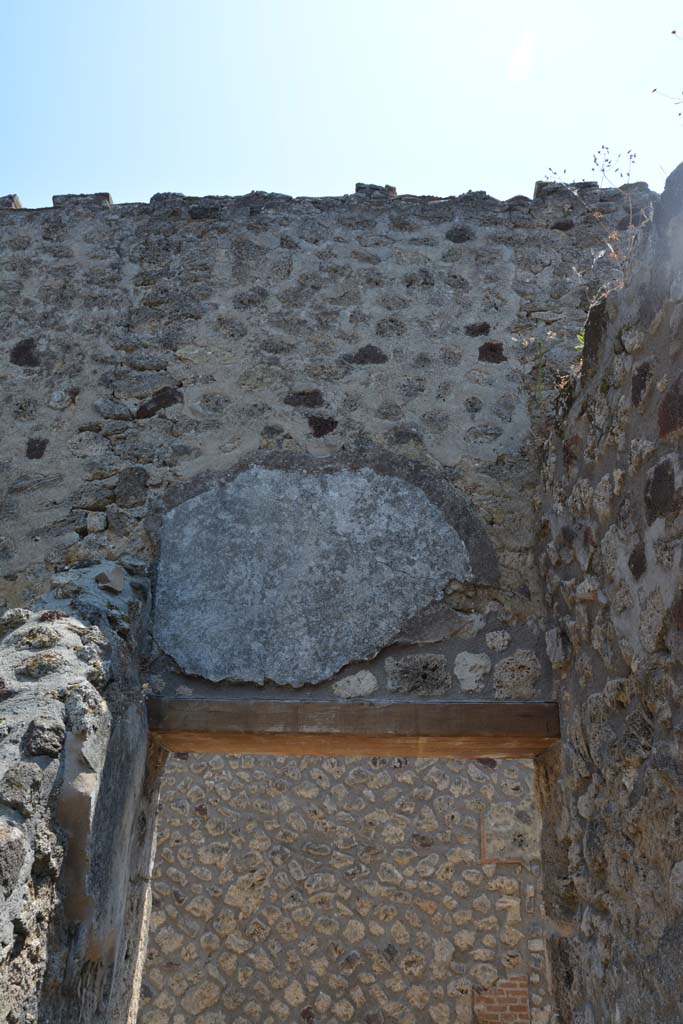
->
26, 439, 48, 460
343, 344, 389, 364
631, 362, 652, 406
672, 588, 683, 631
284, 389, 324, 408
307, 415, 337, 437
581, 295, 608, 381
135, 386, 183, 419
628, 543, 647, 580
478, 342, 507, 363
445, 226, 474, 243
645, 459, 676, 524
465, 322, 490, 337
10, 339, 40, 367
658, 374, 683, 438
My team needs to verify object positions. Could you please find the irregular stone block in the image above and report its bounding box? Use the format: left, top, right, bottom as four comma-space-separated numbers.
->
0, 821, 27, 896
331, 671, 378, 699
454, 652, 491, 693
493, 650, 541, 700
0, 763, 43, 817
385, 654, 451, 696
22, 716, 66, 758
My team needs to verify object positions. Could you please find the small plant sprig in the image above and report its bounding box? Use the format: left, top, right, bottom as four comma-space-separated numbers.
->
547, 146, 649, 287
652, 28, 683, 116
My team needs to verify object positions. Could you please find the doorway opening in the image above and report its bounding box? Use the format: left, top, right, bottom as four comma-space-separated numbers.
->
138, 752, 556, 1024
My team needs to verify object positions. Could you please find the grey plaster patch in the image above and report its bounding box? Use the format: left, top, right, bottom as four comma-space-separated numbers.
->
154, 466, 474, 686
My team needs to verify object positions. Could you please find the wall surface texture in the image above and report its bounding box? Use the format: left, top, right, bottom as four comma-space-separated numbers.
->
538, 165, 683, 1023
0, 181, 649, 706
1, 166, 680, 1024
139, 754, 552, 1024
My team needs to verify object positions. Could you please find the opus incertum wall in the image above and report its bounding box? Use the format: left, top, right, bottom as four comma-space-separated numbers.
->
2, 169, 678, 1024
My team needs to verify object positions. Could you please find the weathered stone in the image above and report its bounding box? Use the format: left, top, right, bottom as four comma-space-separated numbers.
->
644, 458, 677, 524
0, 763, 43, 817
115, 466, 149, 508
485, 631, 510, 652
135, 386, 183, 419
26, 438, 48, 460
385, 654, 451, 695
453, 652, 491, 693
16, 651, 65, 678
544, 628, 570, 669
445, 226, 474, 243
478, 341, 507, 363
154, 465, 477, 685
631, 362, 652, 406
493, 650, 541, 699
22, 716, 65, 758
465, 322, 490, 337
658, 373, 683, 438
307, 414, 338, 437
283, 389, 324, 408
342, 343, 389, 363
0, 820, 27, 896
331, 670, 378, 699
0, 608, 31, 636
93, 397, 132, 421
10, 338, 40, 367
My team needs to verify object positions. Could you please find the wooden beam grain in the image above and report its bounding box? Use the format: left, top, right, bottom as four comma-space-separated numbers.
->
147, 698, 560, 759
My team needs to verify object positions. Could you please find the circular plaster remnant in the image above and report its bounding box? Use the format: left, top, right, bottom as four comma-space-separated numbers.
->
154, 465, 475, 686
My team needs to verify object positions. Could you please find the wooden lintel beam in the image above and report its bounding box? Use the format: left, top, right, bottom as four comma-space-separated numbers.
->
147, 698, 560, 759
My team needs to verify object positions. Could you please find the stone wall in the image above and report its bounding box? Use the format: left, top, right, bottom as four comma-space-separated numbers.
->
0, 565, 165, 1023
0, 170, 673, 1023
139, 754, 553, 1024
0, 181, 650, 707
538, 165, 683, 1022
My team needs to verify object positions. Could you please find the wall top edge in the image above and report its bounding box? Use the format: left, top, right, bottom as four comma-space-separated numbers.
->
0, 180, 656, 214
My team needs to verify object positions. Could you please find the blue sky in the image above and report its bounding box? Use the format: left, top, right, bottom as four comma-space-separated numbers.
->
3, 0, 682, 207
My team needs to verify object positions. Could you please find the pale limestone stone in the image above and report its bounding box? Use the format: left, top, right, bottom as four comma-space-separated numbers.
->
484, 630, 511, 651
332, 670, 378, 699
496, 895, 522, 923
284, 981, 305, 1007
471, 964, 498, 988
500, 926, 525, 946
453, 651, 491, 692
453, 929, 475, 951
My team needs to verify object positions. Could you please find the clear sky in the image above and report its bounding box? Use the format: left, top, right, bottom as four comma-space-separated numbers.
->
3, 0, 682, 208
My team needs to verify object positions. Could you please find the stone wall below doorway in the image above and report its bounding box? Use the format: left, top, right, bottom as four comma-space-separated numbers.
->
139, 753, 556, 1024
